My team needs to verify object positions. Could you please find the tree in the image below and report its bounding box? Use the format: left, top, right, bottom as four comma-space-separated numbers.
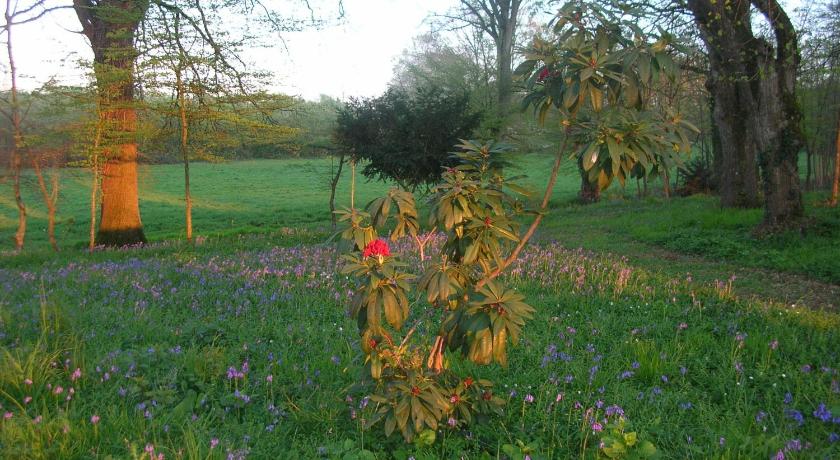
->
72, 0, 342, 246
141, 7, 297, 243
517, 2, 697, 203
3, 0, 31, 251
334, 85, 482, 190
73, 0, 149, 246
392, 32, 497, 117
441, 0, 526, 115
336, 141, 534, 441
797, 0, 840, 192
687, 0, 804, 227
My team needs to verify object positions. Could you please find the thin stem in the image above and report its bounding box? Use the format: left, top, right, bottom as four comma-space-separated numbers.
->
476, 134, 568, 289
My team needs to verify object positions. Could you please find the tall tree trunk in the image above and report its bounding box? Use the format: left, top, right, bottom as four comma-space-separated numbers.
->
692, 2, 761, 208
329, 151, 346, 228
830, 115, 840, 207
75, 0, 148, 246
89, 113, 103, 251
707, 73, 761, 207
5, 1, 26, 251
458, 1, 521, 116
752, 0, 804, 228
90, 158, 99, 251
689, 0, 804, 228
496, 34, 513, 115
176, 67, 192, 242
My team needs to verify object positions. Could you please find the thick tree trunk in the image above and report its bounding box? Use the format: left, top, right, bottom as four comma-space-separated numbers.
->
689, 0, 804, 228
496, 38, 513, 115
75, 0, 148, 246
707, 74, 761, 208
96, 113, 145, 246
752, 0, 804, 228
459, 1, 520, 116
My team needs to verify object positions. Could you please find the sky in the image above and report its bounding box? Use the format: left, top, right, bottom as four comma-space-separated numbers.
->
2, 0, 455, 101
3, 0, 810, 100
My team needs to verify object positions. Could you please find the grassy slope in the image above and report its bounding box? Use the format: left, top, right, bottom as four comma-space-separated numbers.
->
3, 155, 837, 308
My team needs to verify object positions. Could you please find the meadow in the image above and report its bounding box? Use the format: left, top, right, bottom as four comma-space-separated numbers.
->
1, 156, 839, 459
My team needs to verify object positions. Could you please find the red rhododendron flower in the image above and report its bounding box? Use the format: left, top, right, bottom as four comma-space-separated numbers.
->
537, 67, 550, 82
362, 239, 391, 259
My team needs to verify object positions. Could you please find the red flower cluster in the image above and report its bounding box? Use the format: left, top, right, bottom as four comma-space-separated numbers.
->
362, 239, 391, 259
537, 67, 551, 82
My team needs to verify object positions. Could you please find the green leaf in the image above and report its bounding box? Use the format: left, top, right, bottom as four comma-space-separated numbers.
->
583, 143, 599, 171
638, 440, 657, 458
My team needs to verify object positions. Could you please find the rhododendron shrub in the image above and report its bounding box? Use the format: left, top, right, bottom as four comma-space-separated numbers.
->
337, 140, 537, 441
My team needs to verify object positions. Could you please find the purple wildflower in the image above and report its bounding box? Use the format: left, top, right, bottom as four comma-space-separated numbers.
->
784, 409, 804, 426
785, 439, 802, 451
605, 405, 624, 417
813, 403, 832, 422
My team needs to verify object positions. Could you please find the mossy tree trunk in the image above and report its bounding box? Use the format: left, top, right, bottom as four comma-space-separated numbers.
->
689, 0, 804, 228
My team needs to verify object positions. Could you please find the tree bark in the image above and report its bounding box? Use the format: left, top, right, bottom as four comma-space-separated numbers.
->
458, 0, 521, 116
692, 1, 761, 208
752, 0, 804, 228
329, 151, 346, 228
176, 67, 192, 242
689, 0, 804, 228
32, 157, 59, 251
5, 0, 26, 251
74, 0, 148, 246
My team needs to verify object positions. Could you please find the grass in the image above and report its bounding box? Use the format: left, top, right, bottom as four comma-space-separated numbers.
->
1, 154, 839, 458
0, 231, 838, 458
3, 154, 837, 304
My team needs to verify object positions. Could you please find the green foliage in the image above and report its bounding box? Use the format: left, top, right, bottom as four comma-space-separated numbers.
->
597, 418, 659, 459
334, 85, 483, 189
2, 213, 840, 457
337, 141, 530, 442
676, 156, 716, 196
517, 2, 697, 191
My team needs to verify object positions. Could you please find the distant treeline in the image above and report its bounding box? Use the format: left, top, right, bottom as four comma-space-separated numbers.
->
0, 88, 344, 167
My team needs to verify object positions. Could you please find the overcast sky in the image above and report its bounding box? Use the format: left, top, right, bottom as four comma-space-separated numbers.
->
3, 0, 809, 100
2, 0, 454, 100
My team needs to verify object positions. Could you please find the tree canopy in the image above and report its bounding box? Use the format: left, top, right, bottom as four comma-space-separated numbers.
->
335, 85, 482, 189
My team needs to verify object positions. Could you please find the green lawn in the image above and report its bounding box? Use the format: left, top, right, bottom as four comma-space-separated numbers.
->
3, 155, 837, 306
1, 156, 839, 458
